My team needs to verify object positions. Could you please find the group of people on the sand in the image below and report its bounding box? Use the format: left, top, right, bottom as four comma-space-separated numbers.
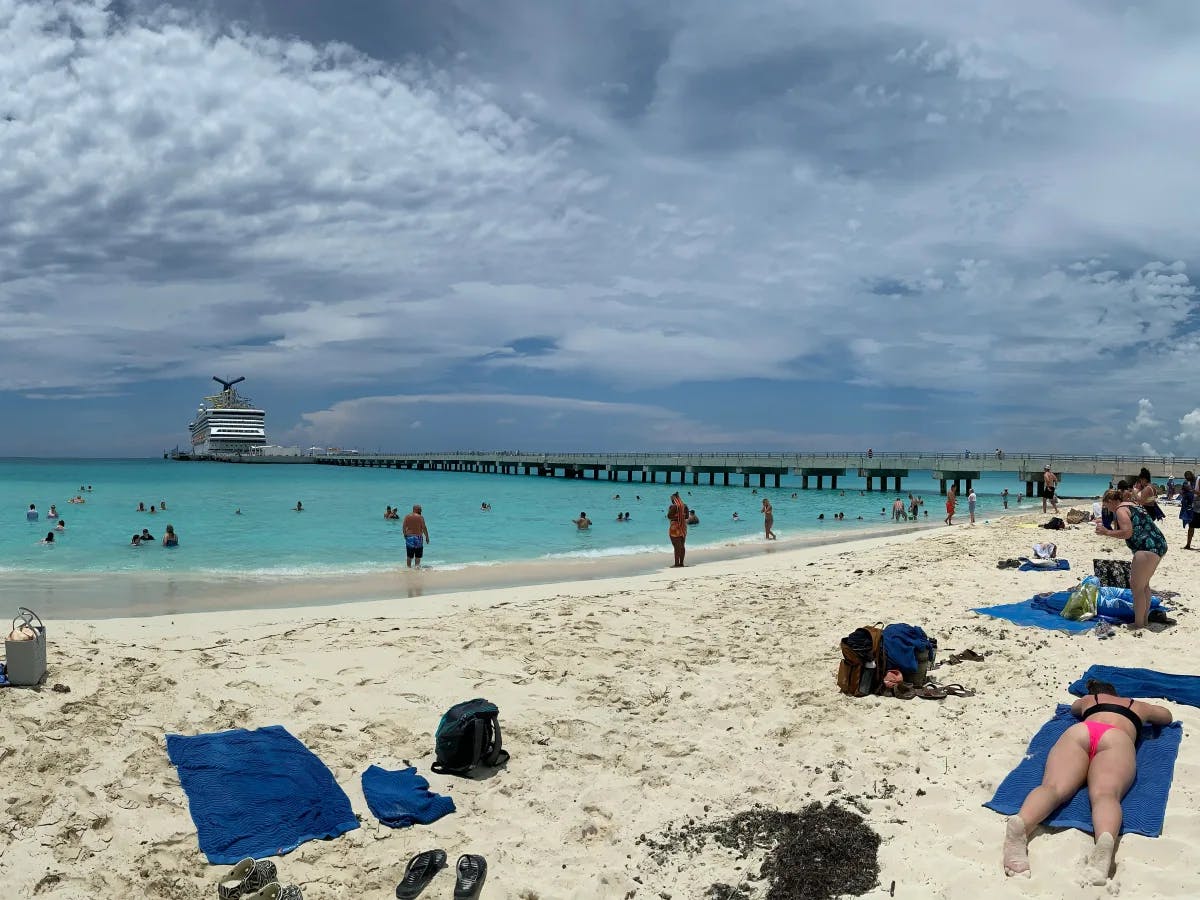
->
1002, 466, 1180, 883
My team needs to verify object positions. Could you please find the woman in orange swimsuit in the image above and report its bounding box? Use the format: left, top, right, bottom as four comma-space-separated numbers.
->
944, 485, 957, 525
1002, 679, 1173, 884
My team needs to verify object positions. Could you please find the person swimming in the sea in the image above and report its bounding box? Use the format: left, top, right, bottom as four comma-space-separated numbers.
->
40, 531, 55, 544
295, 501, 304, 512
55, 519, 65, 531
162, 525, 178, 547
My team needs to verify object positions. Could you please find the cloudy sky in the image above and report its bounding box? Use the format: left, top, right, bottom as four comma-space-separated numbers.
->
3, 0, 1199, 456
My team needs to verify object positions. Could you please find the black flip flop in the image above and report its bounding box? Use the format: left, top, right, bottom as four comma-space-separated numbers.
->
396, 849, 447, 900
453, 854, 487, 899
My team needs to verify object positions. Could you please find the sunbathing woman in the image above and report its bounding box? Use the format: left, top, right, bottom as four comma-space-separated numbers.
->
1003, 679, 1172, 883
1095, 488, 1166, 628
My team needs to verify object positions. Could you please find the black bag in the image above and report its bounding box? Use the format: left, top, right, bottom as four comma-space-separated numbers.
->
431, 699, 509, 776
1042, 517, 1066, 530
1094, 558, 1132, 589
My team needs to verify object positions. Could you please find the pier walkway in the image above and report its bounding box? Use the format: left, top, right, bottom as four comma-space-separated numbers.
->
309, 451, 1199, 496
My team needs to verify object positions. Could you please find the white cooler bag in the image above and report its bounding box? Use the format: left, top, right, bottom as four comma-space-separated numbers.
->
5, 607, 47, 686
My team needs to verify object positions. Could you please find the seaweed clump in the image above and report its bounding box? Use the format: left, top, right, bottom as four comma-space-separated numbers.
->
639, 801, 880, 900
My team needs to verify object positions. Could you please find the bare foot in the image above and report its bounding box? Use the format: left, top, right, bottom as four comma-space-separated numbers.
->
1085, 832, 1114, 885
1003, 815, 1031, 877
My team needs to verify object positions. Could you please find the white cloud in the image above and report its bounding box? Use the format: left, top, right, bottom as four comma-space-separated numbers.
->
4, 0, 1200, 451
1128, 398, 1162, 436
1176, 409, 1200, 446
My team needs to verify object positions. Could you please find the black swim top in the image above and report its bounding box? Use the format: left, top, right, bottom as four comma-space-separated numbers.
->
1084, 694, 1144, 745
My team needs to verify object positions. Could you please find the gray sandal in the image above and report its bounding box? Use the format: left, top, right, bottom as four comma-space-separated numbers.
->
219, 859, 278, 900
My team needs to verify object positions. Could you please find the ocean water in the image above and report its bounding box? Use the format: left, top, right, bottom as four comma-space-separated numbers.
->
0, 459, 1118, 616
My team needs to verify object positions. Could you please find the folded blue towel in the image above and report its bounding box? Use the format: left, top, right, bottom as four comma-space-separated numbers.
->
1069, 665, 1200, 709
881, 623, 936, 674
984, 705, 1182, 837
166, 725, 359, 864
973, 598, 1096, 633
1018, 558, 1071, 571
361, 765, 456, 828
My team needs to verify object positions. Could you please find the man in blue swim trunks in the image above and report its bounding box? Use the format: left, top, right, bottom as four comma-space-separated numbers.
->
402, 504, 430, 568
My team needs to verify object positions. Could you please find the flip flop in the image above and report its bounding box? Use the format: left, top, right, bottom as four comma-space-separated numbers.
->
453, 854, 487, 900
939, 683, 976, 697
396, 850, 447, 900
219, 858, 278, 900
891, 683, 917, 700
915, 686, 947, 700
954, 649, 985, 662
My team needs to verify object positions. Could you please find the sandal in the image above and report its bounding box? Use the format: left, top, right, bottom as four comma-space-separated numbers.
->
939, 683, 976, 697
244, 884, 303, 900
396, 850, 447, 900
453, 854, 488, 900
219, 859, 278, 900
954, 649, 985, 662
891, 683, 917, 700
915, 685, 947, 700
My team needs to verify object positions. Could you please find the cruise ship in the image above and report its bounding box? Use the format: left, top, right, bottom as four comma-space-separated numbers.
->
188, 376, 268, 456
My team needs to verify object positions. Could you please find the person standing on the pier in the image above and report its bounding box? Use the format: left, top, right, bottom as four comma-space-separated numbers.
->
667, 492, 688, 567
403, 504, 430, 568
761, 498, 776, 540
1042, 466, 1059, 514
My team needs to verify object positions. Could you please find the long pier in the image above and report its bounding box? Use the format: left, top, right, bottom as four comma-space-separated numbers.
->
307, 451, 1199, 496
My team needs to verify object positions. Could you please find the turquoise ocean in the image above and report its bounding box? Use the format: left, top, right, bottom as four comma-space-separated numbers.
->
1, 459, 1116, 616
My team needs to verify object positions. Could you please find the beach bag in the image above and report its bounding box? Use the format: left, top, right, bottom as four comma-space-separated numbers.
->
431, 699, 509, 776
837, 625, 886, 697
1042, 517, 1066, 530
1062, 577, 1099, 621
1093, 558, 1132, 589
4, 608, 47, 686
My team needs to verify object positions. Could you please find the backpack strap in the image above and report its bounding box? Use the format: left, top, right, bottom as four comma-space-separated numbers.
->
481, 716, 510, 768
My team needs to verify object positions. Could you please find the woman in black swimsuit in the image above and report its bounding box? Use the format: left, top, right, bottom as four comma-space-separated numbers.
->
1003, 679, 1172, 884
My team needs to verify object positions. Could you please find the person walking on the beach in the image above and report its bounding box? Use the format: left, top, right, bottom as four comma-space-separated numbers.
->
1002, 678, 1173, 884
667, 491, 688, 567
1182, 471, 1199, 549
1094, 489, 1166, 629
403, 504, 430, 568
1041, 466, 1059, 514
945, 486, 957, 525
968, 488, 978, 525
761, 498, 776, 540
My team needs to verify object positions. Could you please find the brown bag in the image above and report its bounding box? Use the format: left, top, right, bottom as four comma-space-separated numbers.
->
836, 625, 886, 696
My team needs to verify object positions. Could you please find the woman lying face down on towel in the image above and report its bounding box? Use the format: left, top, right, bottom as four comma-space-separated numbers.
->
1002, 679, 1173, 884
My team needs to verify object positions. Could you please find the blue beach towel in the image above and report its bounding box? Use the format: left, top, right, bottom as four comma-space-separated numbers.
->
166, 725, 359, 864
975, 589, 1168, 632
1069, 666, 1200, 709
1018, 558, 1071, 572
361, 765, 456, 828
973, 595, 1097, 633
984, 705, 1182, 837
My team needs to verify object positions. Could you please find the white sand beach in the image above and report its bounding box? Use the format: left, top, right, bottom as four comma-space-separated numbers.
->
4, 511, 1198, 899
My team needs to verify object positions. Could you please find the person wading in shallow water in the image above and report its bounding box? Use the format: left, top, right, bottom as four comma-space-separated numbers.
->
667, 491, 689, 567
761, 498, 776, 540
402, 504, 430, 568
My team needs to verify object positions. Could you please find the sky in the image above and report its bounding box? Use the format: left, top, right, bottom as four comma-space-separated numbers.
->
3, 0, 1200, 457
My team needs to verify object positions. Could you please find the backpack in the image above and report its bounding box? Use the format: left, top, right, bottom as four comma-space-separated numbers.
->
431, 699, 509, 776
837, 625, 887, 697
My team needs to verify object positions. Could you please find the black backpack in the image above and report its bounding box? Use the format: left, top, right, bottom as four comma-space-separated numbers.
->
431, 699, 509, 776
